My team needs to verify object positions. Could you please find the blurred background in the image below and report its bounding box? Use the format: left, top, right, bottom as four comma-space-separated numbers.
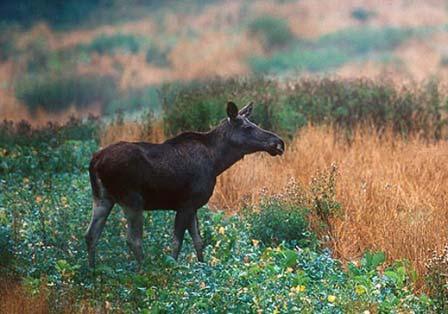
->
1, 0, 447, 124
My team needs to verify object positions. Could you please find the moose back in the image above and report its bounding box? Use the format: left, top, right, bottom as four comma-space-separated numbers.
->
85, 101, 285, 270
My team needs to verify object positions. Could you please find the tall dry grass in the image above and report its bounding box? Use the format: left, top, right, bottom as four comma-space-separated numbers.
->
100, 122, 448, 277
0, 280, 48, 314
211, 126, 448, 277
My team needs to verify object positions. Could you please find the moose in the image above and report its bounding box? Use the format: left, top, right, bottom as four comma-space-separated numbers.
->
85, 101, 285, 269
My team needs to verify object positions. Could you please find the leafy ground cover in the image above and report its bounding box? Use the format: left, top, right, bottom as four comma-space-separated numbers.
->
0, 125, 435, 312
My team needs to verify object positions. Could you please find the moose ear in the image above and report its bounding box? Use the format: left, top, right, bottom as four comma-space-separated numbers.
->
239, 101, 253, 118
226, 101, 239, 119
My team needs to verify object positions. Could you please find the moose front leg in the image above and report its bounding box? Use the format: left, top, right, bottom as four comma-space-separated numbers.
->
124, 208, 144, 271
172, 211, 189, 260
187, 212, 204, 262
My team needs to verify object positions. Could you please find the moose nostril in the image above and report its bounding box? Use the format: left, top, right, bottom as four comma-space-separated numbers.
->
278, 139, 285, 150
274, 139, 285, 152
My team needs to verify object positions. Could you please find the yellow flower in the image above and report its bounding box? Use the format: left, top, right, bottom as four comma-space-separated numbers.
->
286, 267, 293, 273
290, 285, 306, 293
327, 295, 336, 303
218, 226, 225, 235
35, 195, 42, 203
355, 285, 367, 295
210, 256, 220, 266
251, 239, 260, 247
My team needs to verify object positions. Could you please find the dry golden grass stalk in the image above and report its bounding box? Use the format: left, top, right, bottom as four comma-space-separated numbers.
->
0, 280, 48, 314
211, 125, 448, 277
100, 121, 448, 279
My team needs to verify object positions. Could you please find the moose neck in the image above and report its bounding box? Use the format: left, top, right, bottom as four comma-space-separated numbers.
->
207, 128, 245, 176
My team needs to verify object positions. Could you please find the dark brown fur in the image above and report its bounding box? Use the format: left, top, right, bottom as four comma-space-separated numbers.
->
85, 102, 284, 269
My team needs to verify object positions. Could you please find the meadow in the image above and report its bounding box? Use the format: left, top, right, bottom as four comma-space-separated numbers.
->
2, 0, 448, 312
1, 77, 448, 312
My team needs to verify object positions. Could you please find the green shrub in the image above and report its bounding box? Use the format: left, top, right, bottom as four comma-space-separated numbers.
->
0, 116, 99, 147
0, 0, 103, 28
426, 245, 448, 312
250, 26, 415, 75
145, 42, 171, 67
318, 26, 413, 55
16, 73, 117, 113
160, 77, 448, 140
248, 15, 295, 49
0, 223, 14, 273
0, 27, 16, 61
284, 78, 446, 139
249, 46, 351, 73
351, 7, 375, 22
82, 33, 141, 55
161, 78, 280, 136
105, 86, 161, 114
244, 198, 316, 248
243, 180, 317, 248
440, 55, 448, 67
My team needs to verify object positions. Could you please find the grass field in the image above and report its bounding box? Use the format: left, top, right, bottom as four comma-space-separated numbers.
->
2, 0, 448, 312
1, 110, 448, 312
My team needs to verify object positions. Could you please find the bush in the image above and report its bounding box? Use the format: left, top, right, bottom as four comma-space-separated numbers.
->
0, 116, 99, 147
0, 0, 103, 28
105, 86, 161, 114
318, 26, 413, 55
81, 33, 141, 55
145, 42, 171, 67
243, 179, 317, 248
15, 73, 117, 113
161, 77, 448, 140
244, 198, 316, 249
249, 46, 351, 74
161, 78, 280, 136
351, 7, 375, 22
284, 78, 446, 139
250, 26, 414, 75
0, 27, 16, 61
426, 245, 448, 312
0, 223, 14, 274
248, 15, 295, 49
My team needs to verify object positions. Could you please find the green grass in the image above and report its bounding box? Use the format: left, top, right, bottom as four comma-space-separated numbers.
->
250, 47, 351, 74
15, 73, 117, 113
161, 77, 447, 140
249, 26, 416, 74
248, 15, 295, 49
78, 33, 143, 55
0, 134, 432, 312
105, 86, 161, 115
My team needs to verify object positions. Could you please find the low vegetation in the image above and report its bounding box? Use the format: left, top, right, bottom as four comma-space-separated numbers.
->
248, 15, 295, 49
250, 26, 416, 73
15, 73, 117, 113
0, 125, 432, 311
162, 77, 447, 140
0, 90, 448, 313
78, 33, 142, 55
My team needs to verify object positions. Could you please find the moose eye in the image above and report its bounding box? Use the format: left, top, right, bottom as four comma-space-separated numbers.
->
242, 125, 253, 131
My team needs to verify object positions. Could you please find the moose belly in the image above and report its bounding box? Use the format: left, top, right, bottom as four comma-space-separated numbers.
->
141, 180, 215, 210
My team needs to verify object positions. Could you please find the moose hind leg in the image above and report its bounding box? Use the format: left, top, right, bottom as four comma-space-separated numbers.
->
187, 213, 204, 262
85, 197, 114, 268
172, 211, 191, 260
124, 208, 144, 269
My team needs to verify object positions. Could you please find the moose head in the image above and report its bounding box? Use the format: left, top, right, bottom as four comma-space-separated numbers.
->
223, 101, 285, 156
